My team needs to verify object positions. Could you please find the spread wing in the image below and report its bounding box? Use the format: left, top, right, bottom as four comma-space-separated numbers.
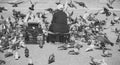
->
17, 1, 24, 4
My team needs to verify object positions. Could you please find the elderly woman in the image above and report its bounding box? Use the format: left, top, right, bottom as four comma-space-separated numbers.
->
49, 4, 69, 33
47, 3, 69, 43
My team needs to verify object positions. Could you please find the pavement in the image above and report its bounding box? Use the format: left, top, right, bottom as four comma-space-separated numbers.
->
0, 0, 120, 65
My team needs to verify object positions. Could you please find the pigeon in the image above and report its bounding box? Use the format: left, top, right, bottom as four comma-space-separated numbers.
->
14, 51, 20, 60
116, 34, 120, 44
0, 60, 6, 65
113, 12, 117, 16
68, 0, 77, 9
90, 56, 108, 65
68, 11, 74, 17
74, 1, 87, 8
68, 48, 80, 55
0, 7, 7, 13
58, 45, 68, 50
5, 52, 13, 58
0, 15, 4, 19
12, 9, 21, 18
114, 28, 120, 34
102, 7, 111, 16
20, 13, 26, 19
68, 17, 74, 23
28, 58, 34, 65
101, 50, 112, 57
79, 15, 87, 23
7, 1, 24, 7
85, 44, 95, 52
41, 13, 47, 19
25, 47, 29, 58
45, 8, 54, 14
89, 56, 100, 65
4, 50, 13, 58
0, 48, 4, 53
48, 54, 55, 64
37, 35, 44, 48
114, 16, 120, 22
69, 17, 79, 25
67, 11, 74, 21
29, 0, 38, 11
118, 49, 120, 52
110, 20, 115, 26
95, 36, 114, 46
55, 0, 61, 5
108, 0, 116, 5
94, 11, 99, 16
106, 3, 114, 9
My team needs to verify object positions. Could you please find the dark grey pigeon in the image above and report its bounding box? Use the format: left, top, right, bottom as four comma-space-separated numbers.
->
95, 36, 114, 46
29, 0, 38, 11
68, 0, 77, 9
48, 54, 55, 64
0, 7, 7, 13
0, 60, 6, 65
113, 12, 117, 16
106, 3, 114, 9
74, 1, 87, 8
7, 1, 24, 7
56, 0, 61, 5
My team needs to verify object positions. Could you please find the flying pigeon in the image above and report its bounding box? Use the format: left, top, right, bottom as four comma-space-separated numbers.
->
55, 0, 61, 5
0, 48, 4, 53
108, 0, 116, 5
48, 54, 55, 64
68, 11, 74, 17
14, 51, 20, 60
74, 1, 87, 8
79, 15, 87, 23
106, 3, 114, 9
7, 1, 24, 7
29, 0, 38, 11
45, 8, 54, 14
68, 0, 77, 9
94, 11, 100, 16
0, 7, 7, 13
67, 11, 74, 22
102, 7, 111, 16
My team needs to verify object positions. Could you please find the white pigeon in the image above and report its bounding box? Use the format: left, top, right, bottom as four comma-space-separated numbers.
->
85, 44, 95, 52
100, 59, 108, 65
28, 58, 33, 65
14, 51, 20, 60
114, 16, 120, 21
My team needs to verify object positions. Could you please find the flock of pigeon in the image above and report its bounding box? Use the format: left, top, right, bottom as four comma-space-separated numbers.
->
0, 0, 120, 65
